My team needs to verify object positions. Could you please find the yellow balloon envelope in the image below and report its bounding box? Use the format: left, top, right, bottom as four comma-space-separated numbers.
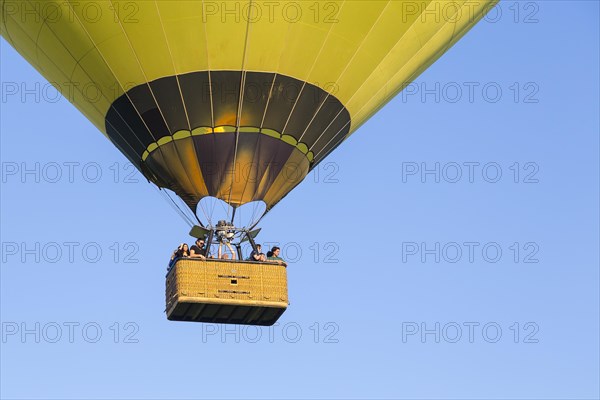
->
1, 0, 497, 214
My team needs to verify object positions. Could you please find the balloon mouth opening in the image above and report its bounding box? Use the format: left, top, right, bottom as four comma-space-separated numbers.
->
196, 197, 267, 228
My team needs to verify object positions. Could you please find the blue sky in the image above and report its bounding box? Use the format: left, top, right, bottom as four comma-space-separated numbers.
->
1, 1, 599, 399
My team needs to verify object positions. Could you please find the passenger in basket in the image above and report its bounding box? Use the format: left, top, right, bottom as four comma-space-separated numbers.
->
248, 244, 267, 262
168, 243, 189, 271
267, 246, 284, 262
172, 243, 190, 259
190, 238, 207, 260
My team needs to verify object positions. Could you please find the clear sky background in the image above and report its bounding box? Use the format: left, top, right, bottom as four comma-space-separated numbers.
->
1, 1, 599, 399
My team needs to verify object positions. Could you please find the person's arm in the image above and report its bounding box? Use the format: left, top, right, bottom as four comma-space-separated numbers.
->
190, 247, 206, 259
226, 243, 236, 260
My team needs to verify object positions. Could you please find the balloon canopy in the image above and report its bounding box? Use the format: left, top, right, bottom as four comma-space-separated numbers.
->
1, 0, 496, 221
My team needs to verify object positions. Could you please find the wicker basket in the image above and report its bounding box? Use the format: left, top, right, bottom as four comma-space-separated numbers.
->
166, 258, 288, 325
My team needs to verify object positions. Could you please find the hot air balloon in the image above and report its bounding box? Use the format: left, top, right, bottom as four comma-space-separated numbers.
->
1, 0, 497, 325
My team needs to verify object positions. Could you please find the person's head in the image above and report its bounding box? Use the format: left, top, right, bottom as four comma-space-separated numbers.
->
195, 238, 205, 247
182, 243, 189, 252
221, 253, 230, 260
271, 246, 280, 257
256, 244, 261, 251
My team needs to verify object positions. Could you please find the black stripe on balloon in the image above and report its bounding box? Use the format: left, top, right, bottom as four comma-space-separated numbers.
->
104, 70, 351, 180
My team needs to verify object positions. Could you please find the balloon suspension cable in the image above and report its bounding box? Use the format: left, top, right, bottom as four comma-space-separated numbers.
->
248, 208, 268, 232
195, 200, 212, 228
155, 186, 196, 227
